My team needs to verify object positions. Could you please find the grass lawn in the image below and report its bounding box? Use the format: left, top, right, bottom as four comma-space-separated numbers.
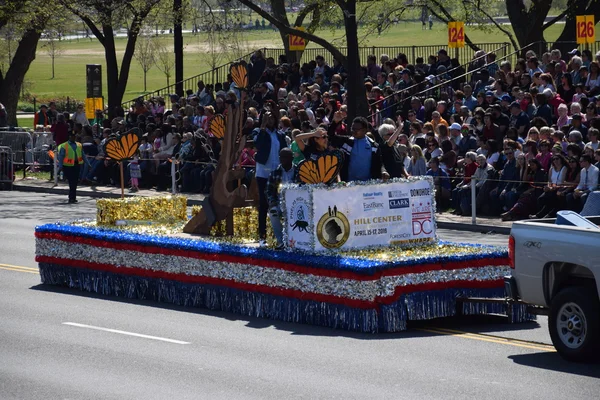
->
17, 117, 34, 129
22, 21, 597, 104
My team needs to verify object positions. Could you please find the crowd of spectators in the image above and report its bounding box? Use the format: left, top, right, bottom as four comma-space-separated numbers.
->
31, 46, 600, 234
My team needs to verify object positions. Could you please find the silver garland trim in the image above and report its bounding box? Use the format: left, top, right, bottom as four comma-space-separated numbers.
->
37, 238, 508, 302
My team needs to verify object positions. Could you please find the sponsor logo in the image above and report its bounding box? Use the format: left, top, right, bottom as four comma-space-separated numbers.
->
412, 218, 433, 235
388, 190, 409, 198
389, 198, 410, 209
410, 188, 431, 197
316, 205, 350, 249
363, 201, 385, 211
362, 191, 384, 200
412, 199, 433, 236
390, 232, 412, 240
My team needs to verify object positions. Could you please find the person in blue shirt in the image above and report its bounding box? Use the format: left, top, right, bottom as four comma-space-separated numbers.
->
426, 157, 451, 208
462, 85, 478, 111
327, 112, 388, 182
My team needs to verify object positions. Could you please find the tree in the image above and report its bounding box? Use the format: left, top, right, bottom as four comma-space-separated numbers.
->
134, 33, 156, 92
0, 0, 50, 126
154, 41, 175, 88
267, 0, 325, 63
59, 0, 164, 118
42, 29, 64, 79
553, 0, 600, 54
419, 0, 600, 56
235, 0, 386, 119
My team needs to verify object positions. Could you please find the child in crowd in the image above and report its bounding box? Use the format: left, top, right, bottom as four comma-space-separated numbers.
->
572, 83, 586, 103
129, 150, 141, 192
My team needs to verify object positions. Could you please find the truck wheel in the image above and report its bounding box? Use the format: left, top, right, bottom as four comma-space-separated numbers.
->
548, 286, 600, 362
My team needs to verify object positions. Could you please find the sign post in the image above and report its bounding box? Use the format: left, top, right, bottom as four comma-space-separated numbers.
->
85, 64, 103, 119
448, 21, 465, 59
448, 21, 465, 48
289, 27, 307, 52
576, 15, 595, 49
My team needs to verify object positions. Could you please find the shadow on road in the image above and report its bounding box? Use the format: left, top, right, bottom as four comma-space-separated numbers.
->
0, 193, 96, 221
509, 353, 600, 378
30, 283, 540, 341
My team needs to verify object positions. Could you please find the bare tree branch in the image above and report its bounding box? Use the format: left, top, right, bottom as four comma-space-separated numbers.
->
294, 3, 321, 27
542, 8, 569, 30
460, 0, 519, 50
237, 0, 347, 63
58, 1, 106, 44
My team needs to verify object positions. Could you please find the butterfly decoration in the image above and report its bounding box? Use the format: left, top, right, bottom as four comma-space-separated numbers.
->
104, 131, 140, 161
230, 63, 248, 90
209, 114, 226, 139
298, 154, 342, 185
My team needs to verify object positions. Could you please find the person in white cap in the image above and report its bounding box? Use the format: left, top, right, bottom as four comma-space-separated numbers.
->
449, 122, 462, 149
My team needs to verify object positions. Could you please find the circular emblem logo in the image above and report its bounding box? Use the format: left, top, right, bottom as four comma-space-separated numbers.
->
289, 197, 310, 233
316, 206, 350, 249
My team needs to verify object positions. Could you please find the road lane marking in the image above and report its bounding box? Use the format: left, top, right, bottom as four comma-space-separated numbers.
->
0, 263, 38, 271
0, 264, 39, 274
63, 322, 190, 345
431, 327, 554, 349
417, 328, 555, 352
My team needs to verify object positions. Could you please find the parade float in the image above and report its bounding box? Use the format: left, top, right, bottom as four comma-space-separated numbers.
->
34, 64, 531, 333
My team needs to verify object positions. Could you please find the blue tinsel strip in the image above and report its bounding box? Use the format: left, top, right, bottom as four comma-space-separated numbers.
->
36, 223, 508, 275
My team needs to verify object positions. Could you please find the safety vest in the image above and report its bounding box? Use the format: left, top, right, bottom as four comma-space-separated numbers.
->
61, 141, 83, 167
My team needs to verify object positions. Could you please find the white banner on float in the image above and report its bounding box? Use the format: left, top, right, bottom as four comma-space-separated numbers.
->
311, 180, 436, 251
283, 187, 313, 251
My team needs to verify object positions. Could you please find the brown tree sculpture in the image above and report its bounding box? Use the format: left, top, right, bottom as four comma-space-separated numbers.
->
183, 63, 249, 234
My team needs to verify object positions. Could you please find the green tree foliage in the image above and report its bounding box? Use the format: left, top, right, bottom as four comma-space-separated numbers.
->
0, 0, 58, 126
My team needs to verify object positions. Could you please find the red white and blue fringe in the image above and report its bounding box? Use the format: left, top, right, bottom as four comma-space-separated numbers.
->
35, 224, 532, 333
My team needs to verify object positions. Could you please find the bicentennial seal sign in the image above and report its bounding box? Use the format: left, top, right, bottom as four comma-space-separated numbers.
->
316, 206, 351, 249
281, 178, 436, 251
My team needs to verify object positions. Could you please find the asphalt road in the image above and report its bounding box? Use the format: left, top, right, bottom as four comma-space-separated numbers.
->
1, 192, 599, 399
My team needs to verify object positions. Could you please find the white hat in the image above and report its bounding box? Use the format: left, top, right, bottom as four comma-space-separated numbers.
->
450, 123, 462, 131
543, 88, 553, 98
265, 82, 274, 91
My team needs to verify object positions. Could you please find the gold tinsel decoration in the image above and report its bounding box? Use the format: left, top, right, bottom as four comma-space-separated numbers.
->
97, 196, 188, 226
191, 206, 274, 244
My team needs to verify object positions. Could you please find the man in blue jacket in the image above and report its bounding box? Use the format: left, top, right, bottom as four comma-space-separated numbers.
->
252, 111, 288, 242
327, 112, 388, 182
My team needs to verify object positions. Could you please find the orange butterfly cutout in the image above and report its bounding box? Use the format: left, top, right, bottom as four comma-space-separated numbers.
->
298, 154, 342, 185
104, 131, 140, 161
210, 114, 226, 139
230, 63, 248, 90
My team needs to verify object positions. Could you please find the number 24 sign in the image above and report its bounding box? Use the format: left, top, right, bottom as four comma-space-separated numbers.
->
576, 15, 595, 44
448, 22, 465, 48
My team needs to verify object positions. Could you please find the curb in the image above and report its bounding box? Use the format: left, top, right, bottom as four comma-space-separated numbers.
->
437, 221, 510, 235
11, 182, 206, 205
12, 184, 510, 234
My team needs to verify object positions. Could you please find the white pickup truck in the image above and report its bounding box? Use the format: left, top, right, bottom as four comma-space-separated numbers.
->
505, 211, 600, 362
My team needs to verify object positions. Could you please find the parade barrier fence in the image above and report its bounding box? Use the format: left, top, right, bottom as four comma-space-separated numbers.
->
0, 146, 14, 189
123, 40, 600, 110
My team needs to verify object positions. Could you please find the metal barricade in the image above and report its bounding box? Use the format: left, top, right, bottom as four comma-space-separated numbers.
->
31, 132, 55, 170
0, 130, 33, 165
0, 146, 14, 189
